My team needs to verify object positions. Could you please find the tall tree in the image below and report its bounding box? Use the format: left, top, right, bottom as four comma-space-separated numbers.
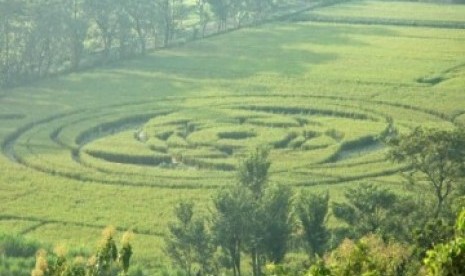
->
0, 0, 25, 86
84, 0, 120, 59
165, 201, 215, 275
213, 186, 255, 276
121, 0, 154, 54
388, 127, 465, 218
115, 4, 135, 58
238, 147, 270, 276
296, 191, 330, 256
213, 147, 292, 276
332, 183, 414, 241
63, 0, 88, 70
155, 0, 176, 46
237, 147, 271, 199
165, 202, 196, 275
26, 0, 67, 77
206, 0, 230, 30
195, 0, 211, 38
261, 183, 293, 263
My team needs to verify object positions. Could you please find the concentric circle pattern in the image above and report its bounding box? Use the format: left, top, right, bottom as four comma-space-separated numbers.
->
3, 95, 454, 188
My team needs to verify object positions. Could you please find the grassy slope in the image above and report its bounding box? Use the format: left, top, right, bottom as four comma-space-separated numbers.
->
1, 0, 465, 271
309, 0, 465, 22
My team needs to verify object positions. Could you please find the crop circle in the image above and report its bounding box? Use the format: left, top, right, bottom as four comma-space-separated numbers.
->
2, 94, 452, 188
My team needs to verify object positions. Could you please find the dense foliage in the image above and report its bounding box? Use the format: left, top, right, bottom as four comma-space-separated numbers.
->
163, 127, 465, 275
30, 226, 133, 276
424, 211, 465, 276
0, 0, 305, 87
0, 234, 39, 276
387, 127, 465, 218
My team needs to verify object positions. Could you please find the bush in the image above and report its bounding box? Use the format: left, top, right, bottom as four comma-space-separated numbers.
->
325, 235, 411, 276
0, 233, 40, 258
0, 256, 35, 276
424, 210, 465, 275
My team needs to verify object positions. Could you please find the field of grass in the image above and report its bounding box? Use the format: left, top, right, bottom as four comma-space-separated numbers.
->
1, 0, 465, 272
308, 0, 465, 22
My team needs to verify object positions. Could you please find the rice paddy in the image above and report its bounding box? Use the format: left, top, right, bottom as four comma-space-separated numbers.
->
1, 0, 465, 271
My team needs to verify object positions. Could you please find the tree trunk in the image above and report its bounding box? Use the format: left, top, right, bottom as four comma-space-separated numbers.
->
232, 255, 237, 276
135, 21, 146, 54
235, 241, 241, 276
252, 249, 258, 276
164, 24, 170, 47
435, 190, 444, 218
252, 248, 262, 276
97, 21, 112, 60
202, 22, 207, 38
71, 35, 81, 71
4, 19, 10, 85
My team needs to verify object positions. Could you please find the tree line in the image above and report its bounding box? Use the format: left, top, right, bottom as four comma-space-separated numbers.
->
0, 0, 299, 88
164, 127, 465, 275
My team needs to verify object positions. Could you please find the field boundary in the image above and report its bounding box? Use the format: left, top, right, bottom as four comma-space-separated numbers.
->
0, 215, 164, 237
291, 14, 465, 29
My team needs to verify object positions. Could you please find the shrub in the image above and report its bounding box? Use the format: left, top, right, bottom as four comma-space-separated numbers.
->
0, 233, 40, 258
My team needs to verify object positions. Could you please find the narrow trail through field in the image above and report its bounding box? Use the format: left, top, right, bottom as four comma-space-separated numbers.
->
0, 215, 164, 237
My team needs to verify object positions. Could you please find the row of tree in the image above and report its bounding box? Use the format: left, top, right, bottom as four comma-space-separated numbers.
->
165, 127, 465, 275
0, 0, 291, 88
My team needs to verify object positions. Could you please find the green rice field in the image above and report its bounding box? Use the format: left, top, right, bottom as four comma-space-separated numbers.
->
1, 0, 465, 271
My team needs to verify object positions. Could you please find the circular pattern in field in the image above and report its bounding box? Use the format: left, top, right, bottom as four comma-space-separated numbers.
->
2, 94, 454, 188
